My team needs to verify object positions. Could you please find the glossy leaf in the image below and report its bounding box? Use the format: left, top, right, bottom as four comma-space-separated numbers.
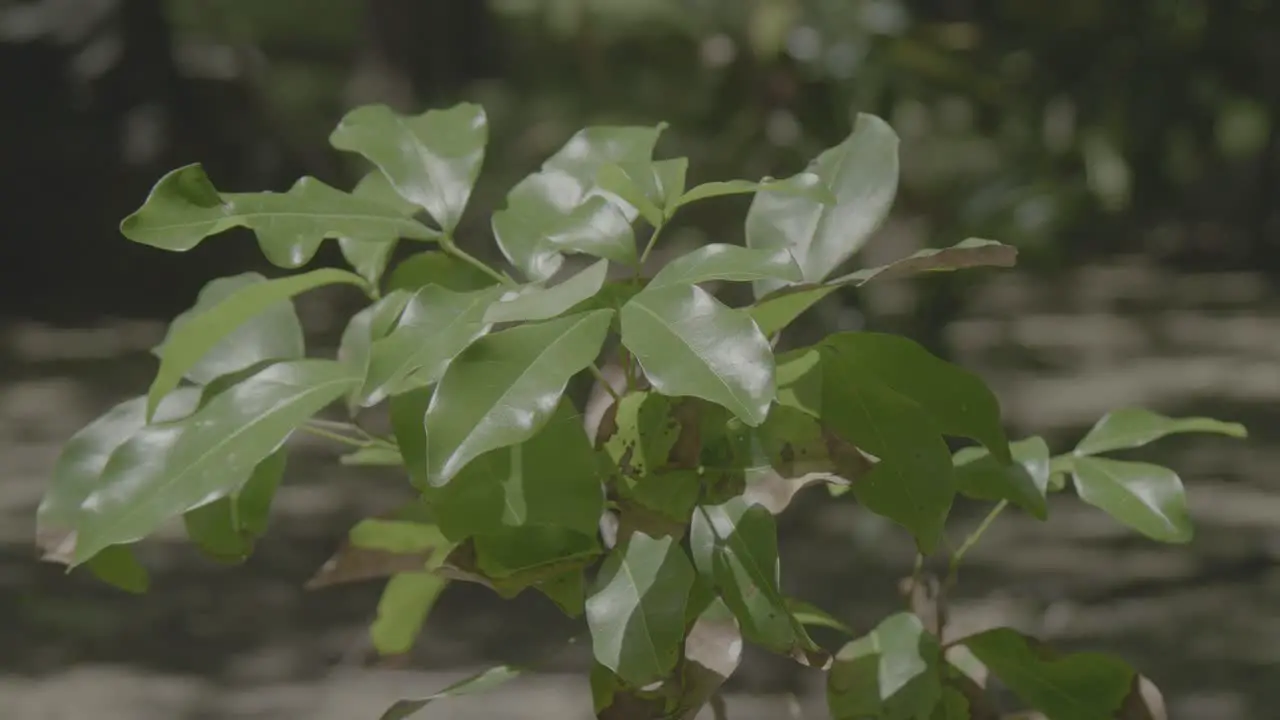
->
120, 164, 437, 268
751, 238, 1018, 336
336, 290, 413, 412
675, 172, 837, 208
146, 267, 367, 420
422, 310, 612, 485
485, 259, 609, 323
596, 158, 688, 225
390, 387, 434, 489
380, 665, 523, 720
953, 437, 1051, 520
36, 389, 201, 564
961, 627, 1135, 720
822, 360, 955, 553
182, 448, 287, 563
387, 250, 501, 293
621, 284, 775, 426
787, 598, 853, 636
370, 571, 449, 655
823, 332, 1010, 462
1071, 456, 1193, 543
1074, 407, 1247, 456
647, 244, 802, 290
73, 360, 359, 564
585, 531, 694, 687
827, 613, 942, 720
338, 171, 422, 284
673, 598, 744, 719
359, 285, 503, 406
746, 114, 900, 296
85, 545, 149, 594
432, 402, 604, 541
156, 273, 304, 387
330, 103, 488, 232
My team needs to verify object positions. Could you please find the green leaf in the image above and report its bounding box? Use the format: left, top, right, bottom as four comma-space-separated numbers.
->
596, 158, 688, 225
73, 360, 359, 564
339, 445, 403, 466
147, 267, 367, 420
827, 612, 942, 720
338, 171, 422, 284
305, 516, 448, 589
1074, 407, 1247, 456
774, 347, 824, 417
485, 259, 609, 323
960, 627, 1135, 720
954, 437, 1051, 520
750, 238, 1018, 336
329, 103, 488, 232
599, 391, 682, 477
823, 333, 1010, 462
370, 571, 449, 655
821, 358, 954, 553
387, 250, 502, 293
390, 387, 434, 489
432, 402, 604, 541
336, 290, 414, 412
358, 285, 503, 407
787, 598, 853, 636
422, 310, 613, 485
492, 125, 663, 280
380, 665, 523, 720
156, 273, 304, 387
120, 164, 437, 267
621, 284, 775, 426
674, 172, 837, 208
467, 527, 601, 597
536, 568, 587, 617
648, 244, 803, 290
746, 114, 900, 297
36, 389, 201, 564
182, 448, 287, 563
931, 687, 970, 720
1070, 456, 1193, 543
673, 598, 744, 718
351, 518, 450, 554
586, 531, 695, 687
85, 545, 150, 594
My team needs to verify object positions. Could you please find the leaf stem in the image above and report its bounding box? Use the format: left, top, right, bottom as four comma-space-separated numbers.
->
637, 222, 667, 268
441, 235, 516, 286
945, 500, 1007, 588
588, 364, 623, 403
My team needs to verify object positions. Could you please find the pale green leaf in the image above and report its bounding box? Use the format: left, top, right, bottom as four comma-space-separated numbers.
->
339, 445, 404, 466
387, 250, 502, 293
1074, 407, 1247, 456
1071, 456, 1193, 543
596, 158, 689, 225
827, 613, 942, 720
380, 665, 523, 720
337, 171, 422, 284
674, 172, 836, 208
370, 571, 449, 654
954, 437, 1051, 520
787, 598, 853, 635
485, 259, 609, 323
336, 290, 414, 412
647, 244, 802, 290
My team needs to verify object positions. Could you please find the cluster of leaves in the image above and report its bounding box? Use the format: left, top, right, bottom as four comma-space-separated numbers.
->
38, 102, 1246, 720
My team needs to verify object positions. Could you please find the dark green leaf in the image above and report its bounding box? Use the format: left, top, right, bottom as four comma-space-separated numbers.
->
827, 612, 942, 720
380, 665, 523, 720
370, 571, 449, 655
329, 103, 488, 232
182, 448, 287, 563
387, 250, 502, 293
1071, 456, 1193, 543
147, 267, 367, 420
931, 687, 970, 720
586, 531, 695, 687
675, 172, 836, 208
536, 568, 587, 617
953, 437, 1051, 520
391, 387, 434, 489
423, 310, 612, 485
338, 171, 421, 284
823, 332, 1010, 462
120, 164, 437, 267
484, 259, 609, 323
85, 545, 149, 594
647, 244, 802, 290
961, 627, 1135, 720
746, 114, 899, 297
750, 238, 1018, 336
822, 358, 954, 553
336, 290, 414, 412
621, 284, 775, 426
359, 285, 503, 406
1074, 407, 1247, 456
774, 347, 823, 417
73, 360, 359, 564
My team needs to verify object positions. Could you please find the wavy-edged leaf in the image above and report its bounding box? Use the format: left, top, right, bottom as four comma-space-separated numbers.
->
485, 259, 609, 323
824, 332, 1010, 462
120, 164, 437, 267
336, 290, 414, 412
1071, 456, 1193, 543
423, 310, 613, 485
586, 531, 695, 687
1074, 407, 1247, 456
359, 285, 503, 406
338, 171, 422, 284
953, 437, 1051, 519
821, 356, 955, 552
380, 665, 523, 720
621, 284, 775, 426
387, 250, 502, 293
36, 389, 201, 564
960, 627, 1135, 720
648, 244, 802, 290
330, 103, 488, 232
751, 238, 1018, 336
156, 273, 304, 387
746, 114, 899, 297
371, 571, 449, 655
182, 448, 286, 563
73, 360, 359, 564
147, 268, 366, 420
827, 612, 942, 720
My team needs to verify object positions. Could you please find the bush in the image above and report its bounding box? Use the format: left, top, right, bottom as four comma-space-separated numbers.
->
37, 102, 1246, 720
